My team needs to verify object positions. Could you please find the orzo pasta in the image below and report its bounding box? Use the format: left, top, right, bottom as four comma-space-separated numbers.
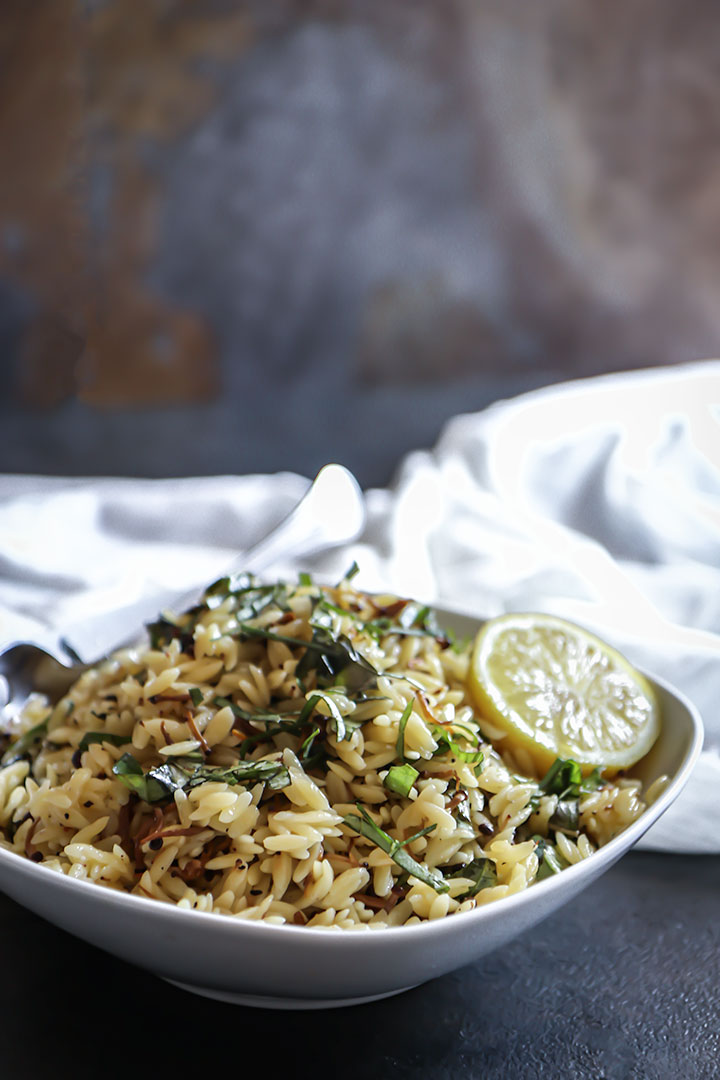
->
0, 572, 651, 928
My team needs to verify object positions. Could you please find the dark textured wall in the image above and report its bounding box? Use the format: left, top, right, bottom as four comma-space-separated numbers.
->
1, 1, 719, 484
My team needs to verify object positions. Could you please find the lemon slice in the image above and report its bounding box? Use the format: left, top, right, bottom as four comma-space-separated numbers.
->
469, 613, 660, 775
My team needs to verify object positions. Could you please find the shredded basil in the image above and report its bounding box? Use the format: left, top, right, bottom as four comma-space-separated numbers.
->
396, 700, 413, 761
212, 695, 310, 756
451, 791, 472, 826
538, 757, 606, 800
112, 752, 290, 803
342, 804, 448, 893
203, 571, 254, 599
362, 617, 393, 642
1, 718, 49, 766
296, 693, 322, 726
579, 767, 605, 795
550, 799, 580, 836
300, 726, 321, 760
189, 687, 204, 707
233, 623, 306, 647
447, 857, 497, 898
384, 763, 419, 797
432, 725, 484, 767
533, 758, 605, 837
538, 758, 583, 795
214, 693, 349, 747
145, 760, 192, 796
399, 603, 432, 632
308, 689, 354, 741
198, 577, 294, 624
297, 688, 364, 743
318, 599, 354, 620
291, 626, 378, 693
533, 835, 567, 879
112, 753, 172, 802
450, 633, 471, 655
78, 731, 132, 753
146, 613, 196, 653
213, 696, 256, 718
362, 602, 448, 644
365, 620, 441, 642
213, 696, 300, 728
186, 759, 290, 792
529, 760, 588, 824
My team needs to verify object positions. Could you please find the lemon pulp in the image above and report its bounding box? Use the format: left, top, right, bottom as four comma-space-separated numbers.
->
469, 613, 660, 775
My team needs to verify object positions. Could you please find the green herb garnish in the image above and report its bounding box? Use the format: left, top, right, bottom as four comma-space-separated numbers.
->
318, 599, 354, 620
383, 763, 419, 797
189, 688, 204, 708
533, 835, 567, 879
363, 602, 448, 644
1, 718, 49, 766
187, 759, 290, 792
112, 752, 290, 803
307, 690, 349, 741
203, 571, 255, 599
292, 626, 378, 693
535, 759, 603, 838
300, 727, 321, 760
447, 857, 497, 899
342, 804, 449, 893
396, 700, 413, 761
112, 753, 172, 802
538, 758, 583, 796
146, 613, 197, 652
431, 726, 484, 767
579, 767, 605, 795
213, 696, 298, 728
212, 696, 308, 756
202, 576, 289, 619
78, 731, 132, 753
538, 758, 605, 799
550, 799, 580, 836
340, 561, 360, 583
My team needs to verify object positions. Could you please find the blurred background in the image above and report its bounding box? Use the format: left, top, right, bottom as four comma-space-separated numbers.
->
1, 0, 718, 488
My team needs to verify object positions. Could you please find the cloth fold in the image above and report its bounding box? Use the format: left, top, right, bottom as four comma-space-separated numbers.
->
2, 360, 719, 851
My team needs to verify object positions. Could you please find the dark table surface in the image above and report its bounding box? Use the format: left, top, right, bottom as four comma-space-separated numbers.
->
2, 851, 717, 1080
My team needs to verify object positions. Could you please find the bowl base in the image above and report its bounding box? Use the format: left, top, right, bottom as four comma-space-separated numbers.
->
163, 977, 415, 1010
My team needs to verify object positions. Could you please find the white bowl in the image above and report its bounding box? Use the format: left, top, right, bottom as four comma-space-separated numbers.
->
0, 608, 703, 1009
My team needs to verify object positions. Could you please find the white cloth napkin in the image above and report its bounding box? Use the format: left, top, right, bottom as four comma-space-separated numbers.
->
2, 360, 718, 852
